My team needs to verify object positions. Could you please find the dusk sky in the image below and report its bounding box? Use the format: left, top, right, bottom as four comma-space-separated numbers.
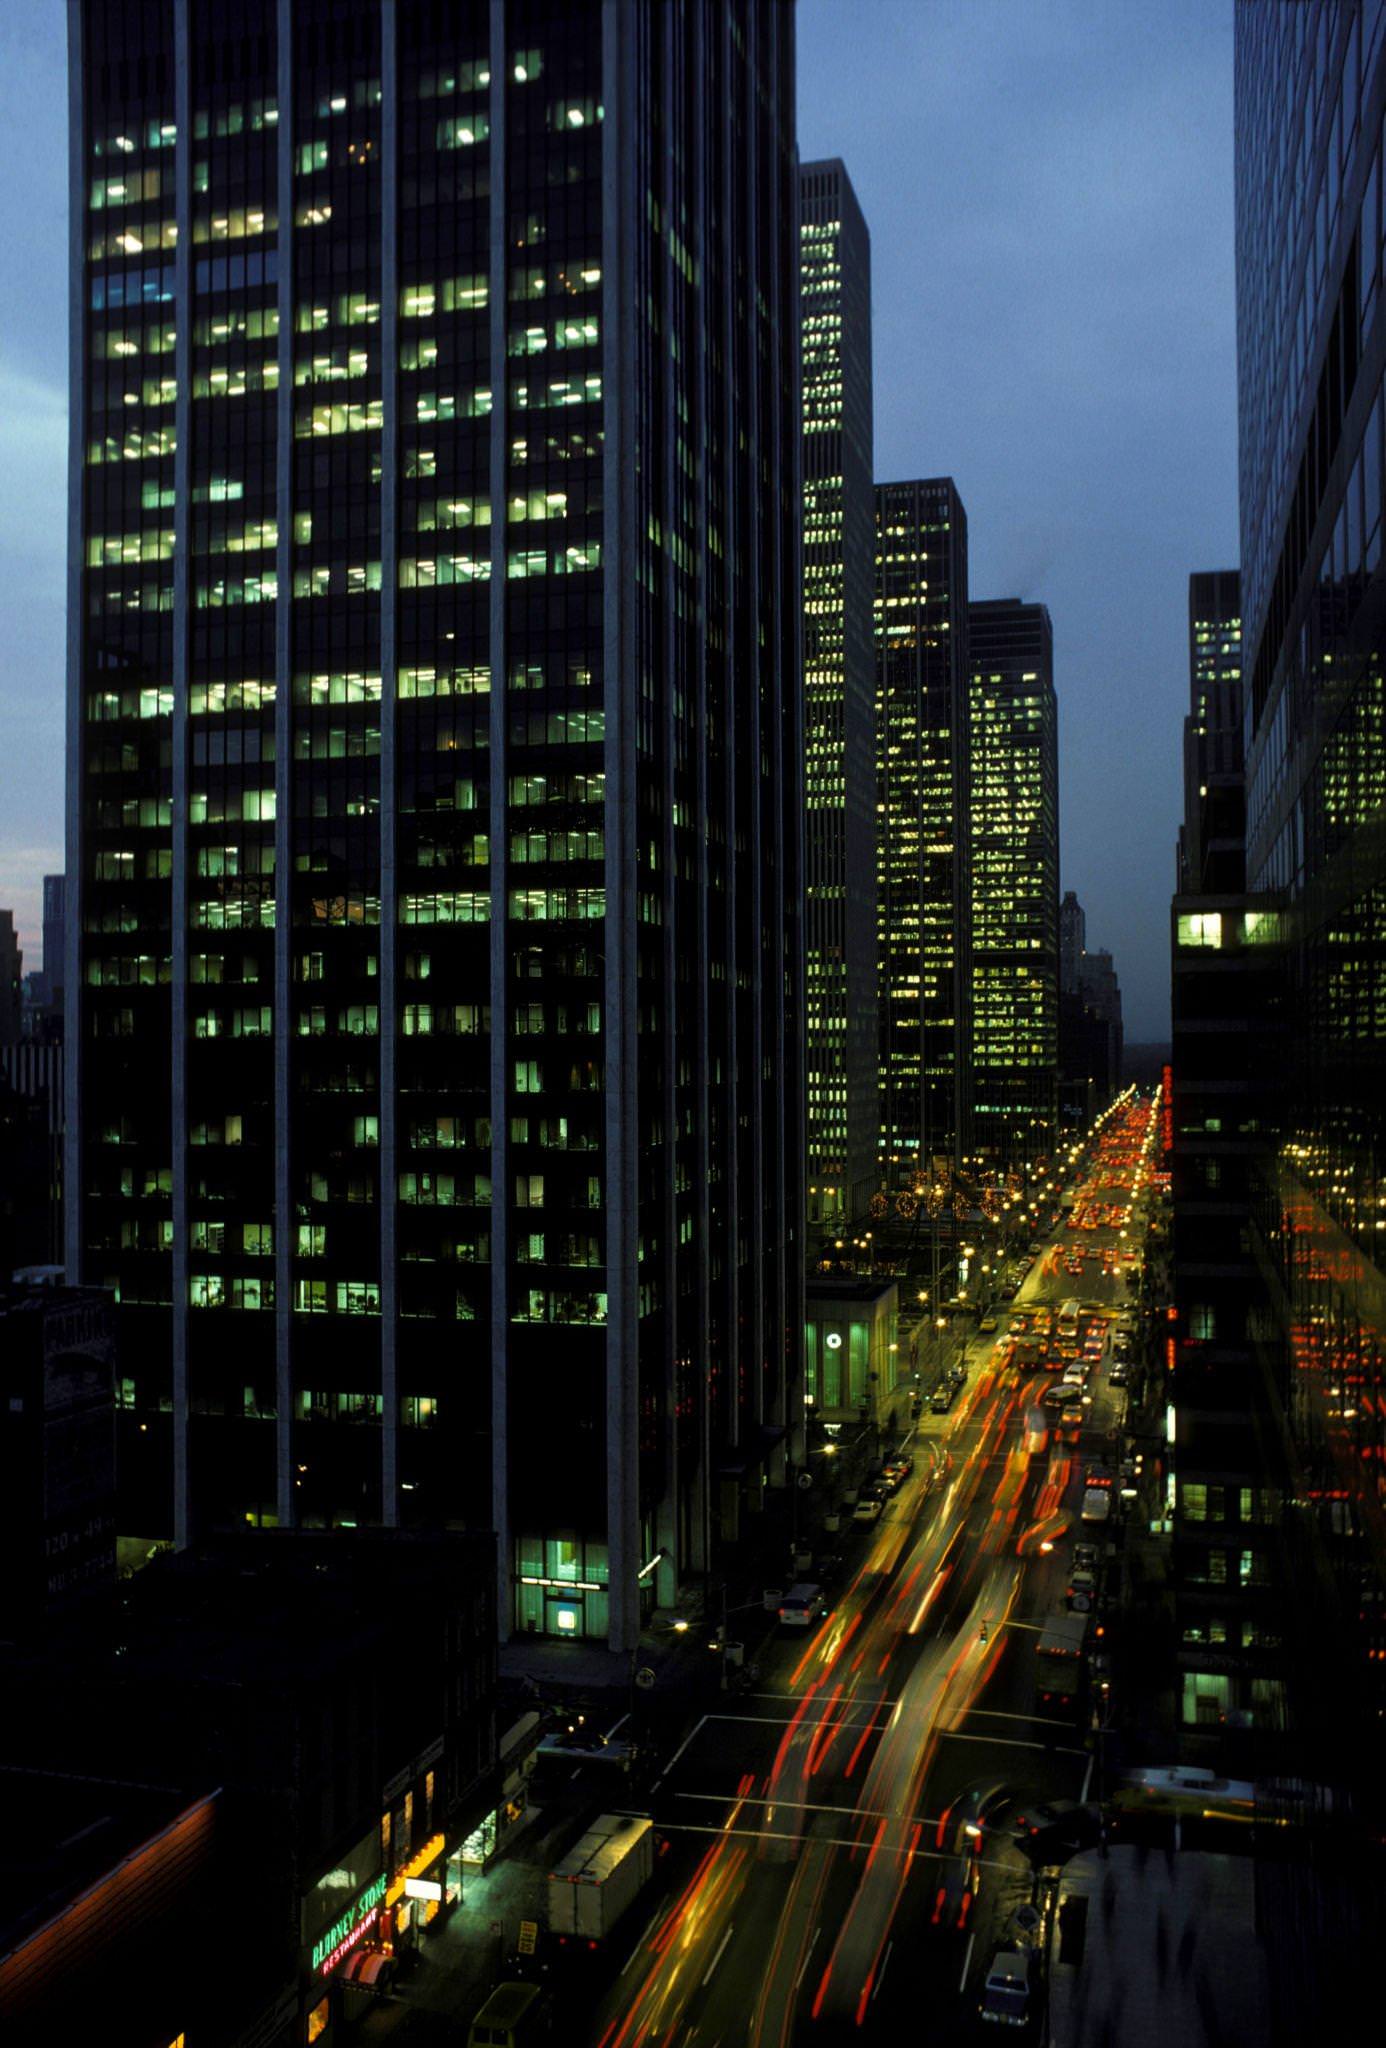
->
0, 1, 1238, 1041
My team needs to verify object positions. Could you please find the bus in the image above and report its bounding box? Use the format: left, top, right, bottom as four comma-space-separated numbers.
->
1056, 1298, 1081, 1342
1036, 1609, 1088, 1716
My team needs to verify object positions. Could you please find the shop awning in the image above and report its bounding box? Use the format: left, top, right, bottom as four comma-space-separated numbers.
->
341, 1948, 393, 1987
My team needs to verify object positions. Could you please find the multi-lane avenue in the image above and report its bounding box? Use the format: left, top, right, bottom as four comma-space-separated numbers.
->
585, 1094, 1162, 2047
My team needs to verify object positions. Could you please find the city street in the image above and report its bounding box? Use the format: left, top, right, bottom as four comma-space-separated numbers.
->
576, 1100, 1161, 2045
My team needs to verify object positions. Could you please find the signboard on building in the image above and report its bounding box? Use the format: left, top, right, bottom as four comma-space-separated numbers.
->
311, 1873, 386, 1976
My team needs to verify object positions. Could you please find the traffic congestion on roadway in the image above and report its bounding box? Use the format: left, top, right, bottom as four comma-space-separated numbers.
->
564, 1093, 1165, 2046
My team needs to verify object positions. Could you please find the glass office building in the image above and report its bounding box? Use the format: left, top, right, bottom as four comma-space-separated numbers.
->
1234, 0, 1386, 2012
966, 598, 1057, 1163
874, 478, 971, 1182
67, 0, 803, 1652
799, 160, 877, 1224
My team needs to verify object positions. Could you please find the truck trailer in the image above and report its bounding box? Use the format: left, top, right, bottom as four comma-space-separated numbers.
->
546, 1814, 655, 1949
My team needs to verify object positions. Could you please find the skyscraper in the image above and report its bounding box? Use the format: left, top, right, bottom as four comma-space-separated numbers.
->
1234, 0, 1386, 2010
1058, 889, 1085, 996
967, 598, 1058, 1162
68, 0, 802, 1655
42, 875, 67, 1010
0, 910, 20, 1047
799, 160, 876, 1225
1178, 571, 1244, 896
1168, 567, 1285, 1751
874, 477, 971, 1183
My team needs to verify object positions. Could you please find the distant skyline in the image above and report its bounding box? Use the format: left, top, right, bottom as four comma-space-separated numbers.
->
0, 1, 1237, 1038
797, 0, 1238, 1039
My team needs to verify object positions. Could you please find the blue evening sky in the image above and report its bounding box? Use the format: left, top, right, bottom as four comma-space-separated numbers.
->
0, 2, 1237, 1039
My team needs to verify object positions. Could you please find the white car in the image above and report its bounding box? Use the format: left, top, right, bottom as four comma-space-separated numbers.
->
852, 1492, 885, 1525
1112, 1766, 1254, 1819
778, 1583, 825, 1628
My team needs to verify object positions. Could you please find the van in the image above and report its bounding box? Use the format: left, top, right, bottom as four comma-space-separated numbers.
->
466, 1981, 550, 2047
778, 1583, 824, 1628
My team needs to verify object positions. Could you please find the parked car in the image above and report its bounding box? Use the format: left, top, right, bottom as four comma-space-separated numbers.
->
1073, 1541, 1100, 1572
930, 1383, 958, 1415
852, 1491, 885, 1525
978, 1312, 999, 1333
1066, 1569, 1097, 1610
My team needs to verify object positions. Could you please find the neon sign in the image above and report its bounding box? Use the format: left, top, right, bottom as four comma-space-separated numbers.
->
312, 1873, 387, 1975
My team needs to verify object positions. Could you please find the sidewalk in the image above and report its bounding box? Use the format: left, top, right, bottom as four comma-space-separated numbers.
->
1047, 1842, 1269, 2047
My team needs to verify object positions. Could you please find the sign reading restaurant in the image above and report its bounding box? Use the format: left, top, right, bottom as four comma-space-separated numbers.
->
311, 1873, 387, 1977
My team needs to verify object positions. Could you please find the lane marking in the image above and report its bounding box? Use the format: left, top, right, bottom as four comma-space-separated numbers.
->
959, 1928, 976, 1994
793, 1924, 822, 1991
955, 1705, 1079, 1730
621, 1902, 667, 1975
872, 1939, 893, 2001
649, 1713, 708, 1791
938, 1730, 1089, 1755
701, 1923, 735, 1988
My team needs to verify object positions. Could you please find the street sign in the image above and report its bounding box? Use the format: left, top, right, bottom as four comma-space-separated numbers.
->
517, 1920, 538, 1956
634, 1666, 657, 1691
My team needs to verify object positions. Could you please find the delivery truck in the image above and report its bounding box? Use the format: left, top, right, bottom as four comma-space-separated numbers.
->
546, 1814, 655, 1949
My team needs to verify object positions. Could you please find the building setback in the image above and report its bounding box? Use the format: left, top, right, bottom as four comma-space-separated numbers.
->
799, 159, 877, 1224
966, 597, 1058, 1163
68, 0, 803, 1654
1233, 0, 1386, 2019
874, 477, 971, 1182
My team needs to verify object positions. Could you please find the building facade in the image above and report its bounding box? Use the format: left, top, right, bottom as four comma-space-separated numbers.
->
967, 597, 1058, 1163
1058, 887, 1084, 995
799, 159, 876, 1225
875, 477, 971, 1183
68, 0, 803, 1653
1168, 568, 1288, 1754
1234, 0, 1386, 2017
1179, 571, 1245, 897
0, 909, 21, 1047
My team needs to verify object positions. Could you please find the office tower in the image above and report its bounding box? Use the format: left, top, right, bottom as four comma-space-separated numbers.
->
1058, 889, 1084, 995
0, 910, 21, 1047
1178, 572, 1244, 896
799, 160, 876, 1225
42, 875, 67, 1010
68, 0, 802, 1655
1168, 567, 1285, 1750
1076, 947, 1122, 1086
1234, 0, 1386, 2013
1057, 884, 1121, 1121
874, 477, 971, 1182
967, 598, 1058, 1163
